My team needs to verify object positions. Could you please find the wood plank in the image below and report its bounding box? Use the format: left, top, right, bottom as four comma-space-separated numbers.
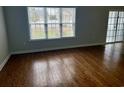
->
0, 43, 124, 87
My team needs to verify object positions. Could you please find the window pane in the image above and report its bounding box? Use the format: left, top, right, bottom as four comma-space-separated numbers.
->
107, 25, 116, 31
109, 11, 118, 18
28, 7, 45, 23
116, 36, 123, 41
107, 31, 116, 37
48, 24, 60, 39
119, 12, 124, 17
107, 36, 115, 43
30, 24, 46, 39
117, 24, 124, 30
108, 18, 118, 25
62, 24, 75, 37
62, 8, 75, 23
118, 18, 124, 24
47, 8, 60, 23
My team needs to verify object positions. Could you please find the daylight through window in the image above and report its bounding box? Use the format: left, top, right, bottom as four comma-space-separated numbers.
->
106, 11, 124, 43
28, 7, 76, 40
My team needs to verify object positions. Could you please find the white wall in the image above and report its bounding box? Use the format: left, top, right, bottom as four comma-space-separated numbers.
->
4, 6, 124, 53
4, 6, 108, 53
0, 7, 9, 65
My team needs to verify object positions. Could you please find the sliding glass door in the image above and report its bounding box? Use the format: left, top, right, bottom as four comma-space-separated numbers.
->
106, 11, 124, 43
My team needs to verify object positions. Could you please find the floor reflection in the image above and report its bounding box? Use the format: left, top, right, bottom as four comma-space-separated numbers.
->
32, 56, 75, 86
1, 43, 124, 86
103, 43, 123, 70
32, 60, 48, 86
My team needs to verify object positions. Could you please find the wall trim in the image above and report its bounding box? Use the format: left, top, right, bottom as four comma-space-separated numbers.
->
0, 54, 11, 71
11, 42, 106, 55
0, 43, 105, 71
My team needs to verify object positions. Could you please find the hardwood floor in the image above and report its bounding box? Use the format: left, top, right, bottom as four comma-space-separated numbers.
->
0, 43, 124, 87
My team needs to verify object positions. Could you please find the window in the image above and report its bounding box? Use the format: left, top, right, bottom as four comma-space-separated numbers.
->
106, 11, 124, 43
28, 7, 76, 40
62, 8, 75, 37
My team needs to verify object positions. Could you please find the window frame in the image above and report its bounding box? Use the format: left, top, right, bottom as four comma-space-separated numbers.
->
27, 7, 76, 41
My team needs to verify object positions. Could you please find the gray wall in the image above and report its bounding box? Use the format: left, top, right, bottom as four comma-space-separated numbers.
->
3, 6, 124, 53
0, 7, 9, 64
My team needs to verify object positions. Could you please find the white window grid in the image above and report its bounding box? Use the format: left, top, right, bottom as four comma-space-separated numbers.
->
27, 7, 76, 40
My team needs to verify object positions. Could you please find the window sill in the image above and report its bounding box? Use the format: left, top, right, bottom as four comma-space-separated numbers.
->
28, 36, 76, 42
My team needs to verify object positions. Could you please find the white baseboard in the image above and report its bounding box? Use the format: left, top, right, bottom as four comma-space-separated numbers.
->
0, 54, 11, 71
11, 43, 106, 55
0, 43, 105, 71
